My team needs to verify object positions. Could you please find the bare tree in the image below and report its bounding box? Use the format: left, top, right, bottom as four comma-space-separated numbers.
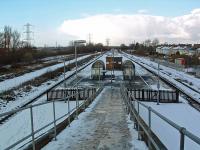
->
0, 26, 21, 51
152, 38, 159, 46
144, 39, 151, 47
11, 30, 21, 50
0, 32, 4, 48
3, 26, 12, 50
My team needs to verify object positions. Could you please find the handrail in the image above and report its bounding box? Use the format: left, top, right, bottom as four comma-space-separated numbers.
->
134, 95, 200, 145
121, 84, 200, 150
121, 87, 161, 150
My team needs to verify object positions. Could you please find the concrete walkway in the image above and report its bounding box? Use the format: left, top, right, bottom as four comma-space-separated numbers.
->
43, 86, 142, 150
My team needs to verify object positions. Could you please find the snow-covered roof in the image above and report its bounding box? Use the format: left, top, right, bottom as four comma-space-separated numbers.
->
156, 46, 162, 49
161, 46, 170, 50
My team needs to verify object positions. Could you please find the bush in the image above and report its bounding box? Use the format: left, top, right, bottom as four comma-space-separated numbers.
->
22, 52, 33, 62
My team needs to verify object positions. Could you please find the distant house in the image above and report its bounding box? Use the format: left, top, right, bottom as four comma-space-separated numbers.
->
162, 47, 171, 55
187, 49, 196, 56
172, 46, 184, 55
196, 48, 200, 54
156, 46, 195, 56
175, 58, 186, 66
156, 46, 172, 55
156, 47, 162, 54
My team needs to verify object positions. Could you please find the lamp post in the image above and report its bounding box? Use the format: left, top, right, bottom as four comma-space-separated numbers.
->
98, 61, 101, 88
157, 61, 160, 105
74, 40, 86, 118
63, 56, 66, 88
111, 49, 114, 83
112, 49, 114, 79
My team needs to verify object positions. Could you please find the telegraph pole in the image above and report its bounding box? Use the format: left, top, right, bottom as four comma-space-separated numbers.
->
106, 38, 110, 47
88, 33, 92, 44
157, 62, 160, 105
24, 23, 33, 47
56, 41, 58, 48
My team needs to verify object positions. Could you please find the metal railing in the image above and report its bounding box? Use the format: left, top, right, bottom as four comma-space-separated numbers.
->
128, 88, 179, 103
120, 84, 200, 150
0, 86, 104, 150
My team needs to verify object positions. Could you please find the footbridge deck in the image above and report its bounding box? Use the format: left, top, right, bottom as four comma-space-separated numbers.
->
43, 86, 146, 150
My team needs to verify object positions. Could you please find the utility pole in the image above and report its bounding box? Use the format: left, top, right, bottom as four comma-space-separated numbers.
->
133, 40, 135, 55
157, 62, 160, 105
98, 61, 100, 87
63, 56, 66, 88
74, 40, 86, 119
88, 33, 92, 44
106, 38, 110, 47
112, 49, 114, 80
24, 23, 33, 47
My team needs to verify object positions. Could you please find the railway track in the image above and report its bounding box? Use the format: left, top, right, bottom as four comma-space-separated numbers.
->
0, 53, 103, 124
123, 52, 200, 111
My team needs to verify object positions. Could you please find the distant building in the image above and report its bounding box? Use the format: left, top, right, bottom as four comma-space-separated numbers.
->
106, 56, 122, 70
196, 48, 200, 54
156, 46, 194, 56
156, 46, 173, 55
156, 46, 162, 54
175, 58, 186, 66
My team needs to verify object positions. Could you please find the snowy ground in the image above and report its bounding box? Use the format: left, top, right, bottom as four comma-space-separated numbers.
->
0, 55, 90, 93
138, 98, 200, 150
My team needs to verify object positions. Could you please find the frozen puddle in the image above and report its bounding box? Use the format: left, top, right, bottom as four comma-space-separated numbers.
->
43, 86, 146, 150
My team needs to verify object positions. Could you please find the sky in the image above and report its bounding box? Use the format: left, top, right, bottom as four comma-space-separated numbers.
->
0, 0, 200, 46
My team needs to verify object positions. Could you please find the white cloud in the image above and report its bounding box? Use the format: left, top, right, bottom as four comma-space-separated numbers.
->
34, 28, 75, 47
59, 9, 200, 45
137, 9, 149, 14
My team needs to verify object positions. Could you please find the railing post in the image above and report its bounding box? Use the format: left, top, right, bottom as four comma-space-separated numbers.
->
137, 101, 140, 140
53, 100, 57, 140
64, 90, 67, 103
84, 93, 86, 111
148, 107, 151, 128
67, 95, 70, 127
148, 107, 152, 149
180, 127, 186, 150
76, 88, 79, 119
47, 91, 49, 101
137, 101, 140, 114
30, 106, 35, 150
